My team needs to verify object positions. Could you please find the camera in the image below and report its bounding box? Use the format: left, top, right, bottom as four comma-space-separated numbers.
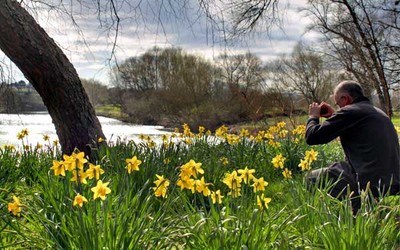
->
320, 106, 328, 115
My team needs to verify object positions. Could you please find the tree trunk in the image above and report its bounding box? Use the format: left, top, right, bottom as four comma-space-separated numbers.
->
0, 0, 105, 155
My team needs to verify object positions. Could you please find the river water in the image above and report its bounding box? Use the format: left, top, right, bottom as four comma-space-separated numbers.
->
0, 112, 168, 146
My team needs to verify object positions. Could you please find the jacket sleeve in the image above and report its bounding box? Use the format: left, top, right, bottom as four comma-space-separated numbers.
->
305, 109, 353, 145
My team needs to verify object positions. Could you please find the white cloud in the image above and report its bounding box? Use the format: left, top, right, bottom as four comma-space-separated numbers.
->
1, 0, 318, 85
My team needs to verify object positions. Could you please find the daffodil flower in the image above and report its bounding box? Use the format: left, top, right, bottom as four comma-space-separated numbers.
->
91, 180, 111, 200
8, 196, 22, 216
125, 156, 142, 174
73, 193, 88, 207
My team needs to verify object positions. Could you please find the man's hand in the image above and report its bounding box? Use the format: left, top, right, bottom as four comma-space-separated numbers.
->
309, 102, 321, 119
319, 102, 335, 118
309, 102, 335, 119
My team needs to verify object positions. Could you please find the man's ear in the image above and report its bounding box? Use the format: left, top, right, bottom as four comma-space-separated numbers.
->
344, 95, 353, 105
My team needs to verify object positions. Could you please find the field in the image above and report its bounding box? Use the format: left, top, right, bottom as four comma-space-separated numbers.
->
1, 122, 399, 249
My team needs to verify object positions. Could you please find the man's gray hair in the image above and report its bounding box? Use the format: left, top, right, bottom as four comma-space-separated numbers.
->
334, 80, 364, 99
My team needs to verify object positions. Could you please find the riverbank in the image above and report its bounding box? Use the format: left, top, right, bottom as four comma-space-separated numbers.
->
96, 105, 400, 135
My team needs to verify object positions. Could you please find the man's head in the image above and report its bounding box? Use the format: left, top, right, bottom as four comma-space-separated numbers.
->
333, 80, 364, 108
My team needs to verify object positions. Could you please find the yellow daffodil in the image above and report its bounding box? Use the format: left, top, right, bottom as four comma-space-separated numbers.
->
228, 188, 241, 197
268, 125, 279, 134
183, 123, 193, 137
4, 144, 16, 151
177, 176, 195, 192
147, 140, 156, 148
268, 139, 281, 148
180, 159, 204, 178
63, 151, 88, 171
184, 138, 193, 145
252, 177, 268, 193
305, 149, 318, 162
17, 128, 29, 139
240, 128, 250, 137
17, 132, 24, 140
279, 129, 288, 138
50, 160, 66, 176
271, 154, 286, 169
70, 169, 88, 185
211, 190, 224, 204
298, 159, 311, 171
254, 134, 263, 142
21, 128, 29, 136
257, 194, 271, 210
153, 175, 170, 198
126, 156, 142, 174
226, 134, 240, 145
215, 125, 228, 138
194, 177, 211, 196
8, 195, 22, 217
220, 156, 229, 166
73, 193, 88, 207
71, 152, 87, 165
292, 125, 306, 136
223, 170, 242, 189
238, 166, 256, 184
91, 180, 111, 200
264, 131, 274, 140
276, 121, 286, 129
43, 134, 50, 141
282, 168, 292, 179
85, 163, 105, 180
198, 126, 206, 136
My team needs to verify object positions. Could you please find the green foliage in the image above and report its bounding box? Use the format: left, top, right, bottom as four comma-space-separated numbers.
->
0, 123, 398, 249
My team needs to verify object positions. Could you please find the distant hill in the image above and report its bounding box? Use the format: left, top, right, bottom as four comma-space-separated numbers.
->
0, 80, 47, 113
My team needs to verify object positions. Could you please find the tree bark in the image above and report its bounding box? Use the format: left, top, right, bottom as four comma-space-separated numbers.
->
0, 0, 105, 155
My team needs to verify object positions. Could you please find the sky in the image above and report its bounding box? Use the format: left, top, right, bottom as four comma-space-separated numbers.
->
1, 0, 319, 85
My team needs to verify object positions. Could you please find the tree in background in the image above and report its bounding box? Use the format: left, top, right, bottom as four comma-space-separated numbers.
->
81, 79, 111, 108
215, 52, 267, 121
111, 47, 269, 129
266, 43, 342, 106
111, 47, 215, 127
306, 0, 399, 117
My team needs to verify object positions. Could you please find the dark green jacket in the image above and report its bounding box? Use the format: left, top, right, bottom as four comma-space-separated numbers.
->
306, 97, 400, 192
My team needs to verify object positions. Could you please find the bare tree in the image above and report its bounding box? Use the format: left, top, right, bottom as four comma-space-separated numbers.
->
306, 0, 399, 117
263, 42, 346, 127
266, 43, 341, 105
215, 51, 267, 120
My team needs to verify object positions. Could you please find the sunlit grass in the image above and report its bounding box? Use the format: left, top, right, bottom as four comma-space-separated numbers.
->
95, 104, 124, 119
0, 124, 398, 249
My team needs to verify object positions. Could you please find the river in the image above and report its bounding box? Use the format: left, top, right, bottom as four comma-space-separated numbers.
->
0, 112, 169, 146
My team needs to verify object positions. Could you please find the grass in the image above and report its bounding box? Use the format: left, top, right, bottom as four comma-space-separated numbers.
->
95, 104, 124, 119
0, 123, 399, 249
392, 117, 400, 127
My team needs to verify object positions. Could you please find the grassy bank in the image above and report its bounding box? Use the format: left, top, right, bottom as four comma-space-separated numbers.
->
1, 122, 399, 249
96, 105, 400, 133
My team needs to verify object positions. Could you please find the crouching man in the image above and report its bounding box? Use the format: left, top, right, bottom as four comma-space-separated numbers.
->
305, 80, 399, 213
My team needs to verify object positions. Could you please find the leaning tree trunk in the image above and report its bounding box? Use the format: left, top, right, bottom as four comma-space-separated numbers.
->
0, 0, 105, 155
